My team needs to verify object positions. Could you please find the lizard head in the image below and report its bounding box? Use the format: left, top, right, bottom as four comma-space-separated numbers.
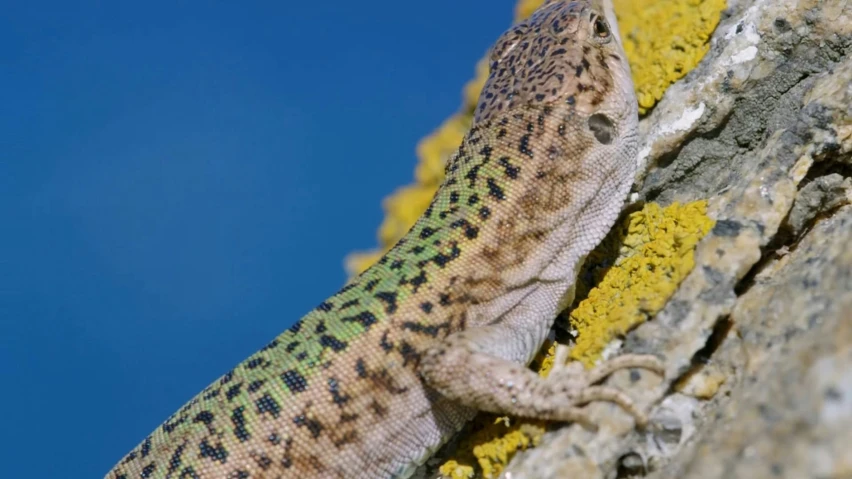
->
474, 0, 636, 126
441, 0, 640, 294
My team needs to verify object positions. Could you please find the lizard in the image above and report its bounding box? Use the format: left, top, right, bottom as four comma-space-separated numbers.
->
105, 1, 665, 477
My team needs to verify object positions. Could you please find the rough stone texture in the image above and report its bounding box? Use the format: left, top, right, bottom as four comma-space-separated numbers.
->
656, 209, 852, 479
783, 173, 851, 237
502, 0, 852, 477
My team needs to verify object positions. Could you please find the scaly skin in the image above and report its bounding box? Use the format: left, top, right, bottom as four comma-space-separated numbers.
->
105, 1, 664, 478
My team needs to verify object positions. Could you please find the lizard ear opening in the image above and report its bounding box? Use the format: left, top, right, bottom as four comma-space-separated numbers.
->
588, 114, 614, 144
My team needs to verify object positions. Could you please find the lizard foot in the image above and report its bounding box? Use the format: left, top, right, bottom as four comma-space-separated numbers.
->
545, 344, 665, 429
419, 328, 665, 430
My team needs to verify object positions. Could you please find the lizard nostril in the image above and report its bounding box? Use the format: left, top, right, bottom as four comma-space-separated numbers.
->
588, 113, 614, 144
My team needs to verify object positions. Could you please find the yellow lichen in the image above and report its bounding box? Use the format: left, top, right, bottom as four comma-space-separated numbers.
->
438, 414, 548, 479
567, 200, 716, 365
532, 340, 558, 378
514, 0, 546, 21
439, 460, 475, 479
617, 0, 726, 113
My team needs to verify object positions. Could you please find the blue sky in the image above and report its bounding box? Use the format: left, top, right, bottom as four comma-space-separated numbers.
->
0, 1, 516, 476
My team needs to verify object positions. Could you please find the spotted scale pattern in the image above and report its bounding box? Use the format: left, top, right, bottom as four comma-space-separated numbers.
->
105, 1, 643, 477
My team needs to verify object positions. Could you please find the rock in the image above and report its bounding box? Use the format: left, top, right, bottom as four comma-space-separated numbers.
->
502, 0, 852, 477
783, 173, 851, 237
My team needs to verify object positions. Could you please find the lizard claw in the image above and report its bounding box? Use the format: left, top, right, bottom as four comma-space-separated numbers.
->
545, 347, 666, 428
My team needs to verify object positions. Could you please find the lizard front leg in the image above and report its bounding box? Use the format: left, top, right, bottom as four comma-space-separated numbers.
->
418, 325, 664, 428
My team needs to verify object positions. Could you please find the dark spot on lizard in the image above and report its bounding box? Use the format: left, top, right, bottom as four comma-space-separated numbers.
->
355, 358, 368, 378
518, 134, 533, 157
380, 330, 394, 352
328, 377, 350, 406
199, 439, 228, 464
401, 321, 443, 338
487, 179, 506, 200
281, 369, 308, 393
339, 299, 360, 310
256, 394, 281, 417
253, 453, 273, 470
246, 357, 264, 369
409, 270, 429, 292
399, 341, 422, 366
340, 412, 359, 423
193, 411, 214, 425
363, 278, 380, 292
293, 414, 324, 439
374, 291, 399, 314
465, 164, 482, 187
320, 335, 348, 352
140, 463, 156, 478
260, 339, 279, 352
498, 156, 521, 179
202, 388, 221, 400
419, 227, 438, 239
370, 399, 388, 418
341, 311, 378, 330
231, 406, 250, 441
226, 383, 243, 402
162, 415, 187, 433
432, 248, 460, 268
166, 443, 185, 473
334, 430, 359, 448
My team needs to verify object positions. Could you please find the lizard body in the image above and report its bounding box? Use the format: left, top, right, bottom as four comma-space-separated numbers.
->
106, 1, 663, 478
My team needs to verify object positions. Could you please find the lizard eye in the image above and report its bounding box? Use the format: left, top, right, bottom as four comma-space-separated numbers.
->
592, 15, 612, 42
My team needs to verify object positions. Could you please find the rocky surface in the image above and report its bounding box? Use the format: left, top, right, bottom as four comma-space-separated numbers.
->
502, 0, 852, 477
